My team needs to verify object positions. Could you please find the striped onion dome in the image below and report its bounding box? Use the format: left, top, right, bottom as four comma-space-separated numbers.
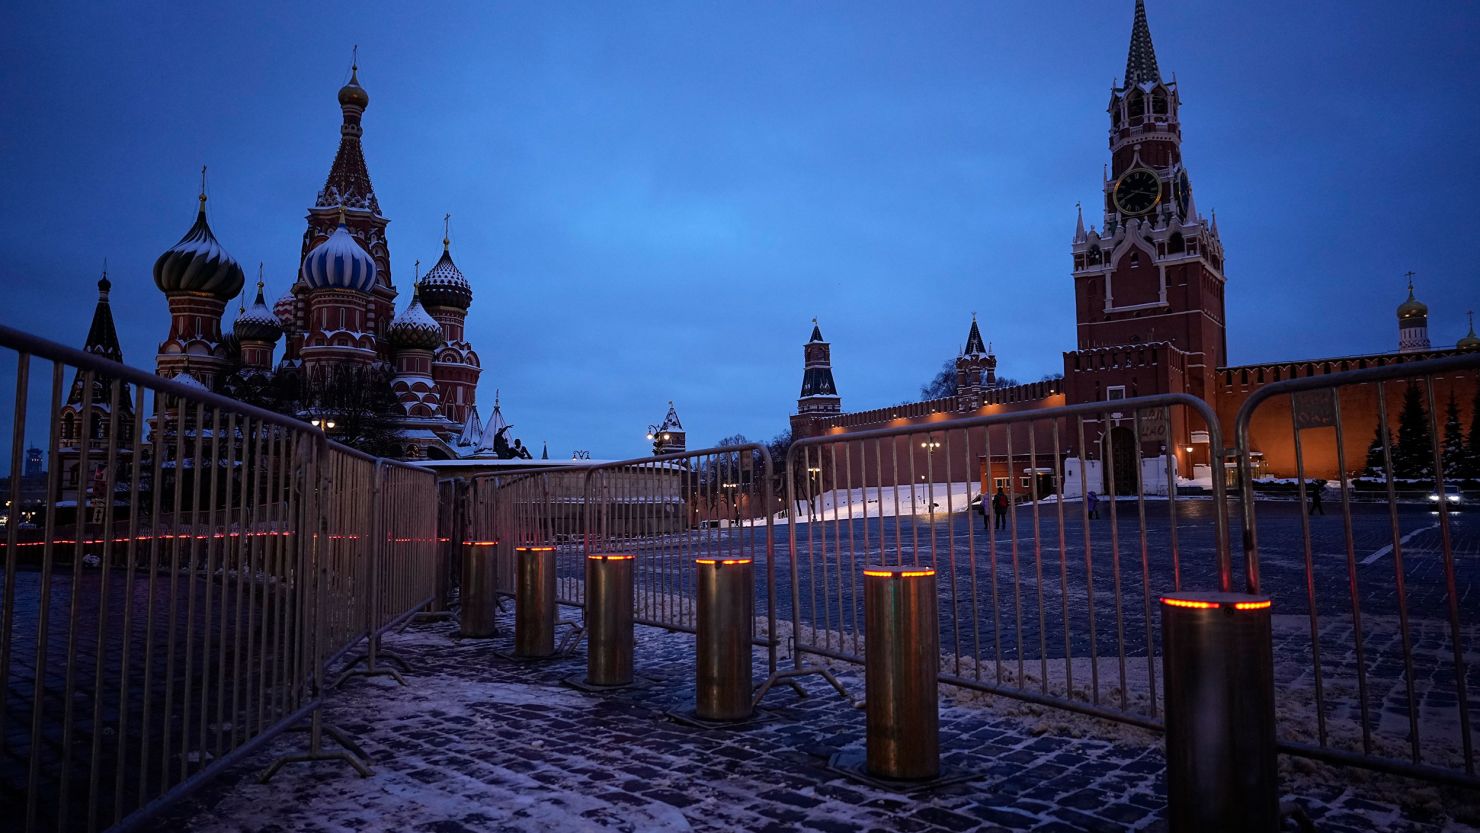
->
386, 284, 444, 350
273, 287, 297, 330
301, 221, 377, 293
419, 249, 472, 310
234, 283, 282, 343
153, 202, 245, 300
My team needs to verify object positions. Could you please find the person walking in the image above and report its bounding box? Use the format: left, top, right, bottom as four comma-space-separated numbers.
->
1087, 490, 1100, 520
1309, 479, 1325, 516
993, 487, 1009, 530
977, 492, 990, 531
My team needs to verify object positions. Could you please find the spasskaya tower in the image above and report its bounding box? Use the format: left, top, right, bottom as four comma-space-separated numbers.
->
1063, 0, 1226, 468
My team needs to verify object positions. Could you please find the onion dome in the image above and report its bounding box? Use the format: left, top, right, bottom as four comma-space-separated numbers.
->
235, 278, 283, 343
386, 284, 444, 350
1397, 280, 1427, 321
1459, 312, 1480, 351
153, 192, 245, 300
420, 247, 472, 310
338, 64, 369, 110
273, 287, 297, 330
301, 216, 377, 293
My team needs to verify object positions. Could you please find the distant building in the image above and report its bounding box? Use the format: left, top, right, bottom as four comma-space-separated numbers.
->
648, 402, 687, 456
790, 0, 1477, 487
23, 445, 43, 479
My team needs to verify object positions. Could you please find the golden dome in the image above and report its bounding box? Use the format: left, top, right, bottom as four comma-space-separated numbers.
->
1459, 312, 1480, 351
1397, 280, 1427, 320
338, 66, 369, 109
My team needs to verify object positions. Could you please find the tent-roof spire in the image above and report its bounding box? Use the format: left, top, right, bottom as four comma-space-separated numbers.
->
1123, 0, 1161, 87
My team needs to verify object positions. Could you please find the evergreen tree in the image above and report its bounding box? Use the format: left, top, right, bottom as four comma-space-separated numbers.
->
1440, 390, 1465, 479
1391, 382, 1434, 480
1466, 384, 1480, 479
1363, 419, 1394, 479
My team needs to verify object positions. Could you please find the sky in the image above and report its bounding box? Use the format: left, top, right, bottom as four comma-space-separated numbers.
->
2, 1, 1478, 463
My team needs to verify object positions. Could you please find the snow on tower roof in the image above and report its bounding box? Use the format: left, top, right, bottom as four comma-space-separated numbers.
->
456, 405, 483, 447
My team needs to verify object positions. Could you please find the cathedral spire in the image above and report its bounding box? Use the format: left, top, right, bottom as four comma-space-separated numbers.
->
1124, 0, 1161, 87
1074, 201, 1087, 243
319, 50, 380, 215
85, 263, 122, 363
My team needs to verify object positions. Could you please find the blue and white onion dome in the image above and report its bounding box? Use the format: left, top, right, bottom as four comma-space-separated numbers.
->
153, 194, 245, 300
234, 279, 283, 343
419, 248, 472, 310
300, 215, 378, 293
386, 283, 444, 351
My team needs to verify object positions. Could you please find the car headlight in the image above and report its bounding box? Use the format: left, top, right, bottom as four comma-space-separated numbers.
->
1429, 494, 1440, 501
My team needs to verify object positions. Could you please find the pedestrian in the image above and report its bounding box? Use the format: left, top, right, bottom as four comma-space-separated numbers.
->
1309, 479, 1325, 516
1087, 490, 1099, 520
976, 493, 989, 530
993, 487, 1009, 530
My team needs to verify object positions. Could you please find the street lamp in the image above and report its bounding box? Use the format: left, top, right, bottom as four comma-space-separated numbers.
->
310, 418, 336, 430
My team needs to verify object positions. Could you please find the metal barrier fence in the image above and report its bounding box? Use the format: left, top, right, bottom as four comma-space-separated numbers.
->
1235, 351, 1480, 787
469, 445, 782, 673
785, 394, 1230, 729
0, 323, 444, 831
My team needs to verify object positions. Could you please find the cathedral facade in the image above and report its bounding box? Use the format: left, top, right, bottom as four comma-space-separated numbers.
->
141, 62, 519, 461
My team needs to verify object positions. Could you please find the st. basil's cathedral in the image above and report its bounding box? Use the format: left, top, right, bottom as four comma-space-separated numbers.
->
136, 61, 517, 461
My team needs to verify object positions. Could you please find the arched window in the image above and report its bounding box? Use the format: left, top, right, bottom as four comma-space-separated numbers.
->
1168, 232, 1185, 254
1128, 91, 1145, 121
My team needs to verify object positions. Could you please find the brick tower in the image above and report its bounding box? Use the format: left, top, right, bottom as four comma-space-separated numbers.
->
1062, 0, 1226, 486
790, 319, 842, 440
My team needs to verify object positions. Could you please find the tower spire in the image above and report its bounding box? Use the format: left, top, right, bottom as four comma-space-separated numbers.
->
1123, 0, 1161, 87
1074, 201, 1086, 242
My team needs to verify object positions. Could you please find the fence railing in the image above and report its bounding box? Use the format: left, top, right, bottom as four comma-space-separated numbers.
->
469, 445, 782, 673
784, 394, 1229, 729
0, 323, 445, 832
1235, 351, 1480, 787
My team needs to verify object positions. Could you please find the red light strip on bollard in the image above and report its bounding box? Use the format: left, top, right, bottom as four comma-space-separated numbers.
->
466, 540, 499, 547
863, 569, 936, 578
1161, 597, 1220, 610
695, 558, 752, 565
588, 554, 635, 561
1160, 597, 1272, 612
515, 546, 556, 552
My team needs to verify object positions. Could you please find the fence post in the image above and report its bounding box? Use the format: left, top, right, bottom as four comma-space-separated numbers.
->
1161, 592, 1278, 832
863, 565, 939, 780
695, 557, 754, 721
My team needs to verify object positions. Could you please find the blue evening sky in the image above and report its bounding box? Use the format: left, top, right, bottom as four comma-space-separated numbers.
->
2, 1, 1477, 461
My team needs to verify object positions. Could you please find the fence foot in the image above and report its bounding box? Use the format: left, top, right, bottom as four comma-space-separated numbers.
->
752, 665, 853, 710
259, 714, 372, 782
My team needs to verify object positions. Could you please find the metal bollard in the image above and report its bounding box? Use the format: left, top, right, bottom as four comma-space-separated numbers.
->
515, 546, 558, 657
1161, 592, 1278, 833
459, 540, 498, 637
695, 557, 754, 721
586, 554, 635, 686
863, 565, 939, 780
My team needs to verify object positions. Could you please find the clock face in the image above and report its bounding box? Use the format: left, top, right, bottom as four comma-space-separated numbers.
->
1113, 168, 1161, 216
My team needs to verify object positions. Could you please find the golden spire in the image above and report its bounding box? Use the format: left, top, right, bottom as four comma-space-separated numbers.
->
443, 213, 451, 251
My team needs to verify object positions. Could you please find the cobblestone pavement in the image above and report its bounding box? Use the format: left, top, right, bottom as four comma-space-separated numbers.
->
160, 609, 1480, 832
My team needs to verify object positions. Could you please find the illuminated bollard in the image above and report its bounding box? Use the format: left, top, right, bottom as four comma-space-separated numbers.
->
695, 557, 754, 721
515, 546, 558, 657
1161, 592, 1278, 833
586, 554, 635, 686
459, 540, 498, 637
864, 565, 939, 780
